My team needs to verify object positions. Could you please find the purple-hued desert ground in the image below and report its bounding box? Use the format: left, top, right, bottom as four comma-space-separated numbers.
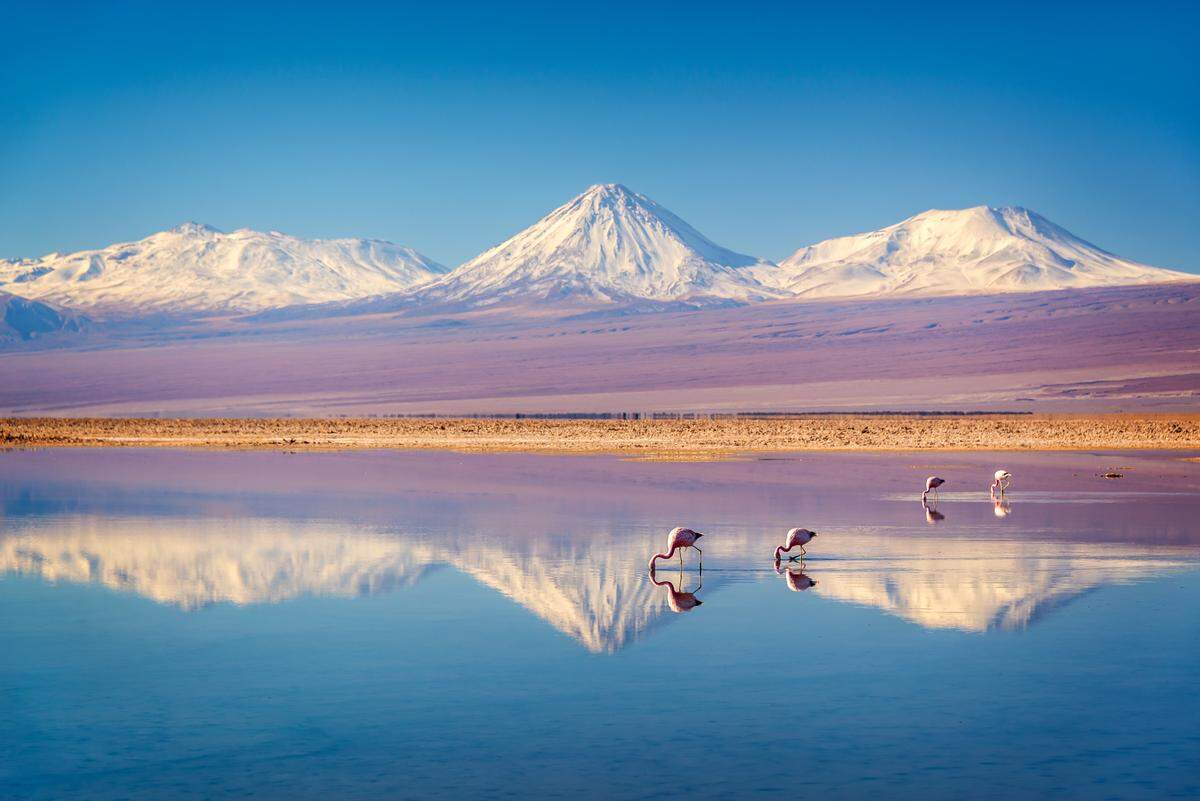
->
2, 283, 1196, 416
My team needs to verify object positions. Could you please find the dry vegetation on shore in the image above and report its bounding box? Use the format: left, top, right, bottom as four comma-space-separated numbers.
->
2, 415, 1199, 457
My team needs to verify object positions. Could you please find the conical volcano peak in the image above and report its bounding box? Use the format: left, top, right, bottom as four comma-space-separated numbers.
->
569, 183, 656, 217
409, 184, 779, 309
582, 182, 633, 195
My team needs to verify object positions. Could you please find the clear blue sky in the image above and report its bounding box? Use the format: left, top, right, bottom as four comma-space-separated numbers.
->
2, 1, 1197, 271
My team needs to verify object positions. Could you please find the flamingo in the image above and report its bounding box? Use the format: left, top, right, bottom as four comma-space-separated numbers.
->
648, 526, 703, 572
991, 470, 1012, 495
774, 527, 817, 562
775, 563, 817, 592
650, 569, 703, 612
922, 476, 945, 502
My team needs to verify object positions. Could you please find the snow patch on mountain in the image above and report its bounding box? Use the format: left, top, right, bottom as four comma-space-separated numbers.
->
756, 206, 1192, 299
0, 224, 447, 315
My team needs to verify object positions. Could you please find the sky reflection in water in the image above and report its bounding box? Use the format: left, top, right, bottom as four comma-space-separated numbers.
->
1, 449, 1198, 800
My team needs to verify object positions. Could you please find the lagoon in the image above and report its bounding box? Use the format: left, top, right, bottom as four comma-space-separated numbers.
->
1, 448, 1198, 800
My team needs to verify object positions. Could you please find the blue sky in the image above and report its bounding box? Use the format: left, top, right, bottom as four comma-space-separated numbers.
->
2, 1, 1197, 271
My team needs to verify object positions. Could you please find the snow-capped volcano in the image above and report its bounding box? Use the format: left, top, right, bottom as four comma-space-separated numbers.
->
757, 206, 1191, 299
414, 183, 779, 309
0, 223, 447, 315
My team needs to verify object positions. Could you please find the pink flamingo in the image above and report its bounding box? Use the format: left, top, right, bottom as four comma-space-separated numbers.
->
775, 563, 818, 592
650, 570, 704, 612
922, 476, 945, 502
774, 527, 817, 562
991, 470, 1012, 495
648, 526, 704, 572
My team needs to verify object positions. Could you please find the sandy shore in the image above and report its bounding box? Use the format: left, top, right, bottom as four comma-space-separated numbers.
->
2, 415, 1199, 457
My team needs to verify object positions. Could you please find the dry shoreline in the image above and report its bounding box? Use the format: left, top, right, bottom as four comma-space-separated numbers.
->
3, 415, 1199, 458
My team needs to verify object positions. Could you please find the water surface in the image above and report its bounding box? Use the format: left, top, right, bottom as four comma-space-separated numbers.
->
2, 449, 1198, 800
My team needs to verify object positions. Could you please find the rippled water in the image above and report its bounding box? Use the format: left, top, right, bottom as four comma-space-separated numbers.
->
2, 448, 1198, 800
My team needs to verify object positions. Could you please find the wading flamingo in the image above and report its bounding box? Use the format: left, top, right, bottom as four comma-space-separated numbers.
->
992, 470, 1012, 495
648, 526, 703, 572
922, 476, 945, 502
774, 527, 817, 562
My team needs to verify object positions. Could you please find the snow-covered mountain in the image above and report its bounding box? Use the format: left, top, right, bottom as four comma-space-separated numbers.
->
5, 200, 1192, 323
411, 183, 780, 309
756, 206, 1191, 299
0, 223, 447, 315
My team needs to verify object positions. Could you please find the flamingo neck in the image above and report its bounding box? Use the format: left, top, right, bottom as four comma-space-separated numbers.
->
648, 546, 678, 570
774, 544, 787, 560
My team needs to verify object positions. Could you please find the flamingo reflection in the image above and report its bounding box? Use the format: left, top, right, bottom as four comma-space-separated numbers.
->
993, 497, 1012, 518
649, 565, 704, 612
923, 501, 945, 523
775, 561, 818, 592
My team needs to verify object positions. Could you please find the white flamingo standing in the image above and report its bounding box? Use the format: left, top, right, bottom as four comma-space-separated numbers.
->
648, 526, 704, 572
774, 527, 817, 562
922, 476, 945, 503
992, 470, 1012, 495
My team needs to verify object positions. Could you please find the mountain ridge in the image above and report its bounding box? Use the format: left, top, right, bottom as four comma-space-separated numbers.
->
756, 204, 1189, 299
0, 224, 448, 316
2, 190, 1194, 321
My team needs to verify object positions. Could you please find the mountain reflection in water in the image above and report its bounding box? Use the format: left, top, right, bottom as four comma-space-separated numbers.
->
2, 514, 1194, 652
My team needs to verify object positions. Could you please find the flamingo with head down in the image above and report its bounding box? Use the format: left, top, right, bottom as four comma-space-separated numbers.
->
992, 470, 1012, 495
648, 526, 704, 572
774, 527, 817, 562
922, 476, 945, 503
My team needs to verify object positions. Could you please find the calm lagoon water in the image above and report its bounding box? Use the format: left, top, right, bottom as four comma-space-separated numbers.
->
1, 448, 1198, 800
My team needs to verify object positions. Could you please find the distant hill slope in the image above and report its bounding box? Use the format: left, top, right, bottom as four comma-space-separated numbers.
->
757, 206, 1191, 299
0, 291, 86, 342
0, 223, 447, 316
3, 284, 1197, 415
